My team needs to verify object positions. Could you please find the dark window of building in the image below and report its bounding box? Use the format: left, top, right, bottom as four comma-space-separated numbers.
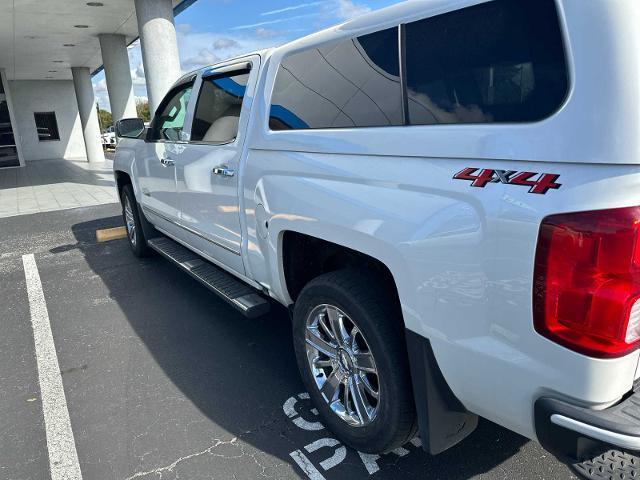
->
269, 27, 402, 130
191, 69, 250, 143
34, 112, 60, 141
0, 77, 19, 167
0, 100, 16, 147
150, 83, 193, 142
405, 0, 568, 125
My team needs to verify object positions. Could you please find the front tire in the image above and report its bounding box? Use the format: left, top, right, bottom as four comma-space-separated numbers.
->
120, 184, 150, 257
292, 269, 417, 453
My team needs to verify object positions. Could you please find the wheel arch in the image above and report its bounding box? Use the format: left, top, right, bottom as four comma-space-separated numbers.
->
115, 170, 158, 243
277, 227, 479, 455
280, 230, 403, 309
114, 170, 132, 198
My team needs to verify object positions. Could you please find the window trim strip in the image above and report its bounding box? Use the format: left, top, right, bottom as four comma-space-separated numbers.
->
203, 62, 252, 79
398, 23, 409, 126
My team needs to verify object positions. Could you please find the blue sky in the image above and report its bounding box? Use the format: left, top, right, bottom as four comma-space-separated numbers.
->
92, 0, 404, 111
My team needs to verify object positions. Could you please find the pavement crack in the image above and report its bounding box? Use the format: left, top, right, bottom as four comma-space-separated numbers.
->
124, 437, 238, 479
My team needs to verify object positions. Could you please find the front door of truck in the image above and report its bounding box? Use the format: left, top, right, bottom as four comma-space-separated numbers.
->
175, 57, 260, 274
137, 81, 194, 224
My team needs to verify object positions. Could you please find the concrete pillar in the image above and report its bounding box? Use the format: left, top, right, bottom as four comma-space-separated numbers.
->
135, 0, 182, 115
71, 67, 105, 164
98, 34, 137, 123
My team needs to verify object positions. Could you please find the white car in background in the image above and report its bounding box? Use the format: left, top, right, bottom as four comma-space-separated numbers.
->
101, 125, 116, 148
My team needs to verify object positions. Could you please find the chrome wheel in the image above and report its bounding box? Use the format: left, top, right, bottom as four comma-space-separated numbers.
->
305, 304, 380, 427
124, 196, 137, 246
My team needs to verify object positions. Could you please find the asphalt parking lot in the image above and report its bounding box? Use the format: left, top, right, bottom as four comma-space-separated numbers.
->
0, 203, 579, 479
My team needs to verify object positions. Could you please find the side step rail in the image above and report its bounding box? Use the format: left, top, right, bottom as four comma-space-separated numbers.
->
147, 236, 270, 319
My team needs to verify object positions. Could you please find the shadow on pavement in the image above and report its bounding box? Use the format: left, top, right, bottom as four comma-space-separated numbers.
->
64, 215, 530, 479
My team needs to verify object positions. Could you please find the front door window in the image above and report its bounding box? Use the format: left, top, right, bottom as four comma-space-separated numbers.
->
151, 84, 193, 142
190, 69, 250, 144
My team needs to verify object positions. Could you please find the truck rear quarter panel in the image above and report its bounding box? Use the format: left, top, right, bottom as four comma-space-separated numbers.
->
240, 0, 640, 441
242, 146, 640, 440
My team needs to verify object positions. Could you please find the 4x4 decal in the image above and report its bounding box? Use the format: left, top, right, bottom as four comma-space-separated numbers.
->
453, 168, 562, 195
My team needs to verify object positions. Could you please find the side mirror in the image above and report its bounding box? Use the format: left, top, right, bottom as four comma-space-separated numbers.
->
115, 118, 145, 139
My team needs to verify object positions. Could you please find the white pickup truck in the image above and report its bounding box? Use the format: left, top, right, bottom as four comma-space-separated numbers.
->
113, 0, 640, 476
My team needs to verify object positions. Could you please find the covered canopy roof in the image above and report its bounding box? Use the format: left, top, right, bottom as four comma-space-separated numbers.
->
0, 0, 193, 80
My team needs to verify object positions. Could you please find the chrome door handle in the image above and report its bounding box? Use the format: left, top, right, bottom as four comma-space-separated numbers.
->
213, 166, 235, 177
160, 158, 175, 167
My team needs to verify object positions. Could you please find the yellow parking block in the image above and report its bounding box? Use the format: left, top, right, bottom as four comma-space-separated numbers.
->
96, 227, 127, 243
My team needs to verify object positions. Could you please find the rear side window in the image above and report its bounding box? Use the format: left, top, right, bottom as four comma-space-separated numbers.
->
191, 69, 250, 144
269, 27, 402, 130
406, 0, 568, 125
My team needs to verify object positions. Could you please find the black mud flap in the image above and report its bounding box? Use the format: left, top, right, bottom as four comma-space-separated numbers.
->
405, 330, 479, 454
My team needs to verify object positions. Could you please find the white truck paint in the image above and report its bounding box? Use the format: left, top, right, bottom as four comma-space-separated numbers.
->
114, 0, 640, 468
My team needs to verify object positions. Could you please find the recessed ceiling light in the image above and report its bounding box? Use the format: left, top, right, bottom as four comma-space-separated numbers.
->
63, 44, 75, 47
74, 25, 90, 29
86, 2, 104, 5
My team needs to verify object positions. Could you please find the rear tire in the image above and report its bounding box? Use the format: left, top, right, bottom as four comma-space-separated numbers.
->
120, 184, 150, 258
292, 269, 417, 453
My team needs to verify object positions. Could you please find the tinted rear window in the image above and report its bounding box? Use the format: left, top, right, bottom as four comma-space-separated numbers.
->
269, 27, 402, 130
406, 0, 568, 125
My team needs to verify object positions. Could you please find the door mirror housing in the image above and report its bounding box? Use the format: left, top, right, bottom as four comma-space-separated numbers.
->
115, 118, 145, 139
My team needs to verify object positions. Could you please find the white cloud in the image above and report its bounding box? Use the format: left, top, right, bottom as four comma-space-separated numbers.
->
255, 28, 280, 39
177, 28, 286, 72
212, 37, 240, 50
131, 63, 146, 86
335, 0, 371, 20
183, 48, 221, 70
176, 23, 193, 34
94, 78, 107, 93
92, 77, 110, 111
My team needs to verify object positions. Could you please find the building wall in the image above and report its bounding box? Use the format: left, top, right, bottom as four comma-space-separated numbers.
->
8, 80, 86, 161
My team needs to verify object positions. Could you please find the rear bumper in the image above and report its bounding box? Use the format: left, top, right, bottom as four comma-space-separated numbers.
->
535, 391, 640, 459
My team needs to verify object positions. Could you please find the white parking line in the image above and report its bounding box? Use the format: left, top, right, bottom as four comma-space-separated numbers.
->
22, 254, 83, 480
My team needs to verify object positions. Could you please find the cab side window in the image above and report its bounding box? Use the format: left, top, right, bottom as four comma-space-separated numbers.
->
190, 69, 250, 144
151, 83, 193, 142
268, 0, 568, 130
269, 27, 402, 130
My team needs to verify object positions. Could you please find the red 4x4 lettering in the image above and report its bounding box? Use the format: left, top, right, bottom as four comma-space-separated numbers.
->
508, 172, 562, 194
453, 168, 562, 195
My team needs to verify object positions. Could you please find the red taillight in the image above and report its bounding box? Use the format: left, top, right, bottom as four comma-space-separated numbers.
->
534, 206, 640, 358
